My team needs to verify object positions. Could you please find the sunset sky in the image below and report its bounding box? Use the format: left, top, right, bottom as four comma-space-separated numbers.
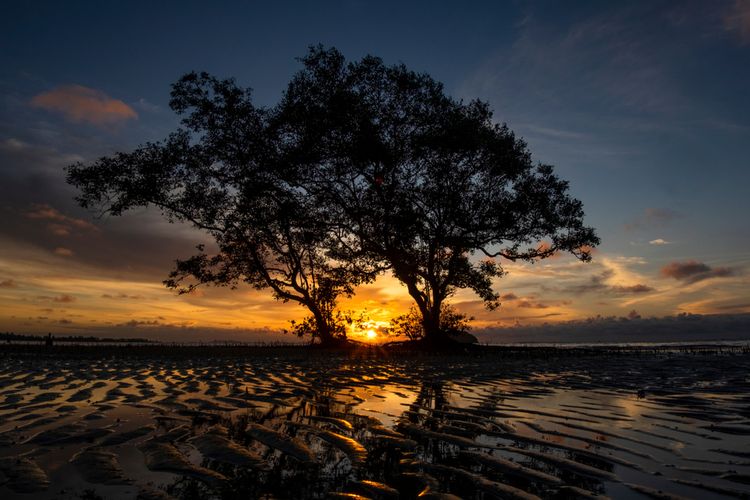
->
1, 1, 749, 342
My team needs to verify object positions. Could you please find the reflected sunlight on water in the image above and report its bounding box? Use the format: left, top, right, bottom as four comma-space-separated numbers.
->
1, 348, 749, 499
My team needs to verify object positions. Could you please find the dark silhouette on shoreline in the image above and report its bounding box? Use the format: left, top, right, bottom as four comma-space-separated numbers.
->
1, 331, 153, 344
67, 46, 598, 348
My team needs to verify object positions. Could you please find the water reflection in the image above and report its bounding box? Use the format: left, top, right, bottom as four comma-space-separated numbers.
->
0, 349, 749, 498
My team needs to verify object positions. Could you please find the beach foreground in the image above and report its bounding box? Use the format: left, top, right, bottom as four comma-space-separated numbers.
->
1, 345, 750, 499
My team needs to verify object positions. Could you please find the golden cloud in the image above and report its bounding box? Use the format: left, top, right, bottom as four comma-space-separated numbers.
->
30, 85, 137, 125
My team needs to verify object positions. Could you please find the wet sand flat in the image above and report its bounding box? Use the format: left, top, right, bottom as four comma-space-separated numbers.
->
1, 345, 749, 499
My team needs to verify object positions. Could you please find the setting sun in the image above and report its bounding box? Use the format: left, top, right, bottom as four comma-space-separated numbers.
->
349, 319, 391, 342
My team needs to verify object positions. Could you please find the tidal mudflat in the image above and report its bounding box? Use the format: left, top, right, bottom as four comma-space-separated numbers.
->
1, 345, 750, 499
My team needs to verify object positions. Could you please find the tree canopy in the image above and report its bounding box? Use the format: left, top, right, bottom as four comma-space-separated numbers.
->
67, 46, 598, 347
67, 72, 381, 346
277, 47, 599, 344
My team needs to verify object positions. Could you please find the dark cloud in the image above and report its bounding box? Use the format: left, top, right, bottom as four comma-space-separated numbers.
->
500, 292, 518, 301
660, 260, 734, 284
715, 303, 750, 311
562, 269, 613, 294
661, 260, 710, 279
25, 203, 98, 235
101, 293, 144, 300
0, 140, 79, 210
3, 203, 211, 283
477, 313, 750, 344
119, 319, 161, 327
78, 322, 288, 343
558, 269, 655, 296
517, 300, 549, 309
610, 284, 655, 294
0, 279, 18, 288
37, 294, 76, 303
0, 139, 210, 282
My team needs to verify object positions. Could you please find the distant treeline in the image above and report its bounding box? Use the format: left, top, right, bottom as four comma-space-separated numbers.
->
0, 332, 154, 343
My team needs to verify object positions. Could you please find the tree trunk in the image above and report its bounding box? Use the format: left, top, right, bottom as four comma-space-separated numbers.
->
311, 309, 332, 345
309, 304, 345, 347
421, 302, 449, 346
402, 277, 452, 348
421, 310, 437, 340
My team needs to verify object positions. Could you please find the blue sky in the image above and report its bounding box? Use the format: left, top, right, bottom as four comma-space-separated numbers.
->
1, 1, 748, 341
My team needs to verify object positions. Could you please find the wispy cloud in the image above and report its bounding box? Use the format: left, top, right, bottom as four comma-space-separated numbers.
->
133, 97, 161, 113
625, 208, 681, 231
25, 203, 98, 235
30, 85, 137, 125
611, 284, 655, 294
101, 293, 144, 300
0, 138, 28, 151
0, 279, 18, 288
460, 3, 696, 122
649, 238, 671, 245
53, 247, 74, 257
520, 124, 589, 140
557, 267, 655, 297
517, 299, 549, 309
37, 294, 77, 303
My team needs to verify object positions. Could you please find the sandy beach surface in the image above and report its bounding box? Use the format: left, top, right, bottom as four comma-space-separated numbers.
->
1, 345, 749, 499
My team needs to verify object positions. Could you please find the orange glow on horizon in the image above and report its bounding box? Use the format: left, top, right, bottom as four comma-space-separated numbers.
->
348, 318, 392, 343
4, 239, 747, 341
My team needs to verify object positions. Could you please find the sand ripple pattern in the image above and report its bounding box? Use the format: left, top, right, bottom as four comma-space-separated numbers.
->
0, 347, 749, 498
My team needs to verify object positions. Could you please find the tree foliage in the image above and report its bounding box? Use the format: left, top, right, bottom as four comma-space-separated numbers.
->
277, 47, 600, 344
67, 72, 381, 346
67, 46, 599, 347
389, 304, 473, 341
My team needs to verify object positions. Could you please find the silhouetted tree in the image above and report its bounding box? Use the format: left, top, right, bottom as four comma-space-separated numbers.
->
68, 46, 598, 348
389, 304, 473, 342
67, 73, 381, 346
278, 47, 599, 346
